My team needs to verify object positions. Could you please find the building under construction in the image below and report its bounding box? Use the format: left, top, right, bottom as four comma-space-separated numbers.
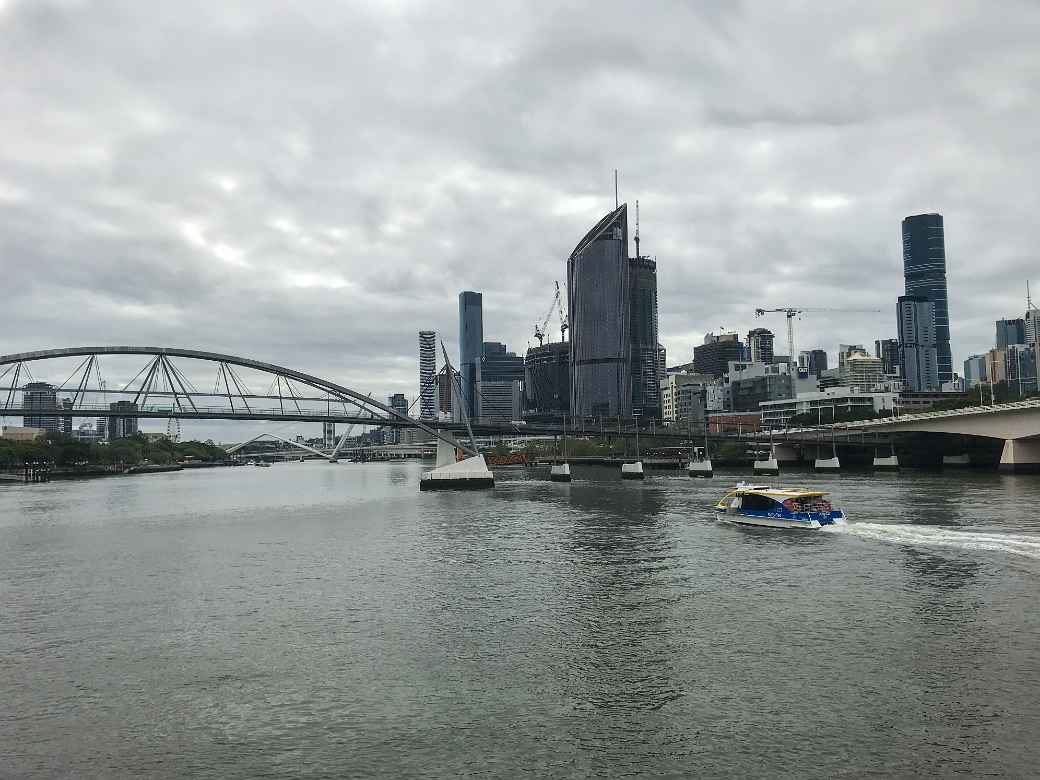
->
524, 341, 570, 419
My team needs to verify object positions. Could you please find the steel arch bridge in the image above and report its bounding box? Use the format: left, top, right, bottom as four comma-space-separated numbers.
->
0, 346, 475, 453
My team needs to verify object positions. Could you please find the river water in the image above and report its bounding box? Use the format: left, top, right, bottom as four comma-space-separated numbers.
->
2, 462, 1039, 778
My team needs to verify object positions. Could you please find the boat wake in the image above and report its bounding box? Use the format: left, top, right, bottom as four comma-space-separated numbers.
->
824, 520, 1040, 560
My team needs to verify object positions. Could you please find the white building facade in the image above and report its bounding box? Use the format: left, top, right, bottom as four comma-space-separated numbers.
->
760, 387, 900, 429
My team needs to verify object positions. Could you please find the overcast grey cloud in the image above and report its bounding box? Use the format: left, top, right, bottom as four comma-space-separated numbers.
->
2, 0, 1039, 439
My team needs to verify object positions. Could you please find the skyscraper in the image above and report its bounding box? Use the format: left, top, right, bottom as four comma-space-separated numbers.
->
107, 401, 139, 441
480, 341, 524, 423
963, 354, 987, 388
384, 394, 409, 444
458, 291, 483, 420
418, 330, 437, 421
902, 213, 953, 383
629, 255, 661, 418
22, 382, 59, 432
874, 338, 900, 376
1026, 308, 1040, 348
437, 368, 459, 417
481, 342, 524, 384
746, 328, 775, 364
996, 318, 1026, 349
694, 333, 744, 378
897, 295, 939, 391
798, 349, 828, 378
568, 204, 631, 418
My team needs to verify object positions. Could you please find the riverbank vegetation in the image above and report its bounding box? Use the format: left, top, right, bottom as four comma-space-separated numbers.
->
0, 431, 228, 468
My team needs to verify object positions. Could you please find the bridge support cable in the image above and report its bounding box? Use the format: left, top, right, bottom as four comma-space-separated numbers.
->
330, 393, 375, 458
137, 356, 166, 410
156, 355, 188, 413
163, 356, 198, 413
218, 363, 237, 413
2, 362, 23, 412
405, 364, 448, 419
55, 355, 92, 395
281, 374, 304, 415
121, 355, 157, 395
225, 365, 254, 414
70, 355, 97, 409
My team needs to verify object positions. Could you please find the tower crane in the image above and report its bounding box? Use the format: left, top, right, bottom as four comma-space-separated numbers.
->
555, 280, 568, 342
534, 281, 567, 346
754, 306, 883, 363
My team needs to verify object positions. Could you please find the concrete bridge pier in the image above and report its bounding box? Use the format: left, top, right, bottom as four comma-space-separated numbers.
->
753, 457, 779, 476
753, 444, 788, 476
814, 455, 840, 472
873, 454, 899, 471
999, 440, 1040, 474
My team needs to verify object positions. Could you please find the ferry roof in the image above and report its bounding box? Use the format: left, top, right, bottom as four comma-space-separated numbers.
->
729, 484, 827, 498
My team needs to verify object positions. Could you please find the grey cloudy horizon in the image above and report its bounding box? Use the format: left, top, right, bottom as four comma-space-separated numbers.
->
2, 0, 1039, 439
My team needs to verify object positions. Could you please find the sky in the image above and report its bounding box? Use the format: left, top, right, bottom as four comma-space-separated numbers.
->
2, 0, 1039, 441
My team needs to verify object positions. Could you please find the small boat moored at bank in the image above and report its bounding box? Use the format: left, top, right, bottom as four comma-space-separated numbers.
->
714, 483, 844, 530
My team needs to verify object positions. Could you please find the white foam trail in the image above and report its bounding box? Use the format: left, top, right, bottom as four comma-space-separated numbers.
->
826, 521, 1040, 560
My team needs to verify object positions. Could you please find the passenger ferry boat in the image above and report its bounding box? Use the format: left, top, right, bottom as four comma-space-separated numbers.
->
714, 483, 845, 530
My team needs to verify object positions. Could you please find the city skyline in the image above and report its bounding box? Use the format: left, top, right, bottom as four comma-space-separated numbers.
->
2, 1, 1039, 440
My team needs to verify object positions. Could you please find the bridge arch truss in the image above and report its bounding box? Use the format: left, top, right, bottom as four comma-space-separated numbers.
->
0, 346, 472, 452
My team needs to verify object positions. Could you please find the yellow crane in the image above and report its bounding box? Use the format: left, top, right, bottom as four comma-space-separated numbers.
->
754, 306, 883, 362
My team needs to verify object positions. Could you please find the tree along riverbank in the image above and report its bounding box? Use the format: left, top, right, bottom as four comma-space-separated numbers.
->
0, 431, 229, 469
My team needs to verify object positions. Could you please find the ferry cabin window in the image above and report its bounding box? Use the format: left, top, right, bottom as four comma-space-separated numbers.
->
740, 493, 778, 511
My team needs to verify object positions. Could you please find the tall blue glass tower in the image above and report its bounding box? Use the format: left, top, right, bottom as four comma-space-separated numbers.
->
902, 213, 953, 383
458, 291, 483, 419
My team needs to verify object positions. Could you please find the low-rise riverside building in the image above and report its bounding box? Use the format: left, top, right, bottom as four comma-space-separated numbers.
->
760, 387, 900, 429
660, 373, 713, 424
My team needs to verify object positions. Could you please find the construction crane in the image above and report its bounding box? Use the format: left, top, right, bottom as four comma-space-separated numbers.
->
754, 306, 883, 363
555, 280, 568, 342
534, 281, 566, 346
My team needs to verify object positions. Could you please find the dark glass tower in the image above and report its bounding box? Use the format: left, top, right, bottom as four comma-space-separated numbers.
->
902, 213, 952, 383
629, 256, 661, 419
568, 204, 631, 418
458, 291, 483, 419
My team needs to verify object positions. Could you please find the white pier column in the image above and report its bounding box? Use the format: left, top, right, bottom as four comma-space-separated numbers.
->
621, 462, 645, 480
550, 463, 572, 482
687, 459, 713, 478
999, 439, 1040, 474
753, 458, 779, 476
872, 455, 899, 471
814, 456, 840, 472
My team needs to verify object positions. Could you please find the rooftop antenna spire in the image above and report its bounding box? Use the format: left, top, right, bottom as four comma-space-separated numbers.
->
1028, 280, 1035, 310
614, 169, 618, 209
635, 199, 641, 258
